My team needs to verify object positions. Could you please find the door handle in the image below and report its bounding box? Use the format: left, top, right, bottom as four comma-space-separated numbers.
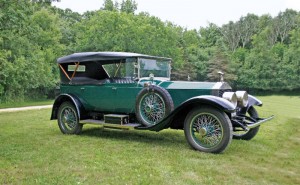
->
112, 87, 117, 90
80, 87, 85, 91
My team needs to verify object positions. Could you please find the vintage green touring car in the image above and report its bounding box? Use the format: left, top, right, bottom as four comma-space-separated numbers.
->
51, 52, 273, 153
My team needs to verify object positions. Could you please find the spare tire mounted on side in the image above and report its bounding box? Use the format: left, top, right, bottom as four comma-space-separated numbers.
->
136, 85, 174, 126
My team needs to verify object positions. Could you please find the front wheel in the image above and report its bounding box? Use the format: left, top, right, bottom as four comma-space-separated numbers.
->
57, 102, 82, 134
184, 107, 232, 153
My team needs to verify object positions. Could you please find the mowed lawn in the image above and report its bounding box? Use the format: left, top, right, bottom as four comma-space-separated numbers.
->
0, 96, 299, 184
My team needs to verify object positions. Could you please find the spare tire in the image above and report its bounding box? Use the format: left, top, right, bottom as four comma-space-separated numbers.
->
136, 85, 174, 126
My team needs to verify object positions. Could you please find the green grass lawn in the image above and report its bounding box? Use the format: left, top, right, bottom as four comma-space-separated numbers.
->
0, 95, 299, 184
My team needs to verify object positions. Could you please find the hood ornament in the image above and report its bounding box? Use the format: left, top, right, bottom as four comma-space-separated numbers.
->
187, 75, 191, 81
218, 71, 224, 82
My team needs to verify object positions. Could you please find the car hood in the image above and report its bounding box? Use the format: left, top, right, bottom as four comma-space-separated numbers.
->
158, 81, 232, 90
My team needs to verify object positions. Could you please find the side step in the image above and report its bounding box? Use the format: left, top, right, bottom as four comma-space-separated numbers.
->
80, 119, 141, 130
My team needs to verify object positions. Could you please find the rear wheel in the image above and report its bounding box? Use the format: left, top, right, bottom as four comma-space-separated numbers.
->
233, 107, 260, 140
57, 102, 82, 134
184, 107, 232, 153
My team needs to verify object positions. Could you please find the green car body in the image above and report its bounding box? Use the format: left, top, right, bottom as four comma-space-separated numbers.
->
51, 52, 273, 153
59, 81, 217, 113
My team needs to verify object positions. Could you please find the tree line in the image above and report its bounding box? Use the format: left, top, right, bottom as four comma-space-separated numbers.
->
0, 0, 299, 102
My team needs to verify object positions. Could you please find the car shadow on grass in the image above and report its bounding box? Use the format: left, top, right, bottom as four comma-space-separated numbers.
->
80, 127, 187, 148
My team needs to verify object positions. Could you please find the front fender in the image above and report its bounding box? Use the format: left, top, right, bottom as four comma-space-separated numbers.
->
136, 95, 236, 131
248, 95, 262, 107
184, 96, 236, 113
50, 94, 86, 120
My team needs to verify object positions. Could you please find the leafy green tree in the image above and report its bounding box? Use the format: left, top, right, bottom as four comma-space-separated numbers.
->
207, 46, 237, 83
238, 33, 281, 90
120, 0, 137, 14
102, 0, 118, 11
263, 9, 298, 46
277, 9, 298, 43
199, 23, 222, 48
0, 1, 63, 101
50, 7, 81, 51
281, 29, 300, 90
73, 11, 181, 61
177, 29, 210, 81
238, 14, 259, 48
221, 21, 241, 51
1, 0, 300, 103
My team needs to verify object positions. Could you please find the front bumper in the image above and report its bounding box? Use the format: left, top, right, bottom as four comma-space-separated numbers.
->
232, 115, 274, 131
246, 115, 274, 129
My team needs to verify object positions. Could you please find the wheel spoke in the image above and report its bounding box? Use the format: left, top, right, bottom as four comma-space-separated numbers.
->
191, 113, 223, 148
60, 106, 78, 131
140, 93, 165, 124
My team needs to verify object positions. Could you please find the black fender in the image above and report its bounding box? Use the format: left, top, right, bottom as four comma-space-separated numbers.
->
238, 95, 263, 115
136, 95, 236, 131
50, 94, 86, 120
248, 95, 262, 106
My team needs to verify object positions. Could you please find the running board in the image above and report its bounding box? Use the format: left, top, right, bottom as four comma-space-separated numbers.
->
80, 119, 141, 130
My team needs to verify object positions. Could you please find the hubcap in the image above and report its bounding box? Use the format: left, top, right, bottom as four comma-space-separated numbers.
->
199, 128, 207, 137
145, 105, 153, 113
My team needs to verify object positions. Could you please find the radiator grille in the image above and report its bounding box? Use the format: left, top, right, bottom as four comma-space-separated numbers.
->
218, 89, 232, 97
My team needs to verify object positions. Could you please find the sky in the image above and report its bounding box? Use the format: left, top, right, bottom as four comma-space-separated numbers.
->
52, 0, 300, 30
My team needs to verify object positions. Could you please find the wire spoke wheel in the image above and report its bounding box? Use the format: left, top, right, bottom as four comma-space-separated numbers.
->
191, 113, 223, 148
136, 85, 174, 126
58, 102, 82, 134
60, 107, 78, 131
140, 93, 165, 125
184, 107, 232, 153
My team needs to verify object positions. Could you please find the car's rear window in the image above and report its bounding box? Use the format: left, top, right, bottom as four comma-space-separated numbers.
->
68, 65, 86, 72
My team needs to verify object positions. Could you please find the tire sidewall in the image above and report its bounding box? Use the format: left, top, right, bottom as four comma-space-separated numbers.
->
184, 107, 232, 153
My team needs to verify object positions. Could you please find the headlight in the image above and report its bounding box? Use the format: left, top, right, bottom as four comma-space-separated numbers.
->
222, 92, 237, 108
235, 91, 248, 107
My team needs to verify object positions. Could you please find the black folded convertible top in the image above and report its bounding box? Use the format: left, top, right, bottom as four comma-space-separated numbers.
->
57, 52, 171, 64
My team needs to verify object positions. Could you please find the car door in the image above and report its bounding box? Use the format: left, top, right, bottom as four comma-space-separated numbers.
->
113, 82, 142, 113
80, 83, 116, 112
81, 82, 141, 113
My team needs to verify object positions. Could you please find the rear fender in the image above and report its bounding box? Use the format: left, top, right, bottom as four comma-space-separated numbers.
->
136, 95, 236, 131
50, 94, 86, 120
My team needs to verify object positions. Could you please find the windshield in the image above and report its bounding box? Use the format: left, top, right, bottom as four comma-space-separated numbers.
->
139, 58, 171, 78
102, 58, 136, 78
